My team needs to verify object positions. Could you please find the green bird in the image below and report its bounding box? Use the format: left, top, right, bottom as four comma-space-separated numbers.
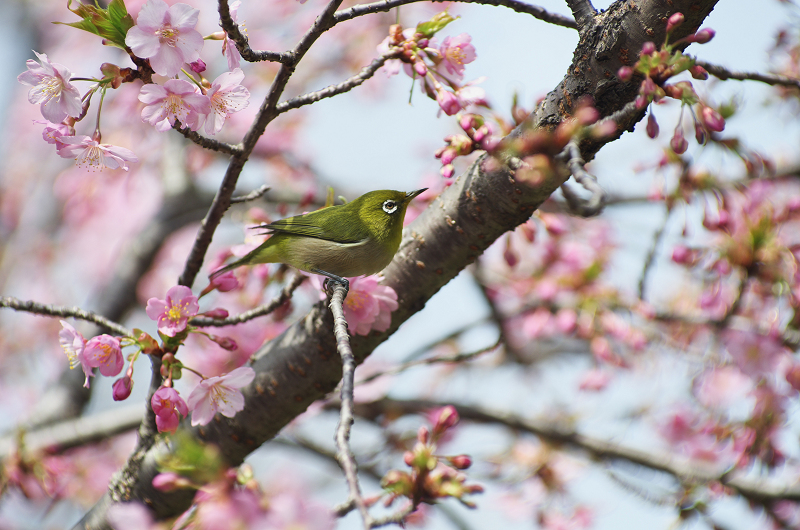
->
210, 189, 427, 290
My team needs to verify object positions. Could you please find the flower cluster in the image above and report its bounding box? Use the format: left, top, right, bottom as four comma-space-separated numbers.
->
618, 12, 724, 154
378, 13, 484, 118
381, 406, 483, 510
16, 0, 250, 171
313, 275, 399, 336
58, 321, 124, 388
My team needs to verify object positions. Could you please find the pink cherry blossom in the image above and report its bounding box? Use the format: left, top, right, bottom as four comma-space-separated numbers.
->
151, 386, 188, 433
59, 320, 93, 388
17, 52, 82, 123
439, 33, 477, 79
344, 276, 399, 335
56, 136, 139, 171
222, 0, 243, 70
436, 89, 461, 116
125, 0, 204, 77
138, 79, 210, 132
83, 335, 124, 377
35, 120, 73, 147
203, 69, 250, 135
187, 366, 255, 426
146, 285, 199, 337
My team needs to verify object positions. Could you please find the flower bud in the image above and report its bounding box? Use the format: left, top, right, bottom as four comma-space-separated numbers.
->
152, 472, 192, 491
432, 405, 459, 435
418, 425, 430, 444
666, 12, 684, 33
646, 112, 659, 139
700, 106, 725, 132
209, 334, 238, 351
641, 41, 656, 55
618, 66, 633, 81
690, 65, 709, 80
447, 455, 472, 469
112, 375, 133, 401
189, 59, 206, 74
670, 129, 688, 154
202, 308, 230, 319
436, 90, 461, 116
693, 28, 715, 44
694, 121, 706, 144
441, 164, 455, 178
414, 60, 428, 77
671, 244, 693, 264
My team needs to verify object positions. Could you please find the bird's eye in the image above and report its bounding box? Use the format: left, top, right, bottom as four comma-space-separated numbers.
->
382, 200, 398, 214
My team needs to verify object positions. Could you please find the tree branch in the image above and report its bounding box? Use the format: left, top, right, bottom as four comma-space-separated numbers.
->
565, 0, 596, 30
0, 297, 133, 338
217, 0, 291, 64
696, 60, 800, 90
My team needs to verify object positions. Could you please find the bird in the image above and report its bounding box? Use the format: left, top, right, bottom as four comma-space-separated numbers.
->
209, 189, 427, 291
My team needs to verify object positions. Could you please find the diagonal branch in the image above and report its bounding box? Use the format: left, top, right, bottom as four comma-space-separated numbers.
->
0, 297, 133, 338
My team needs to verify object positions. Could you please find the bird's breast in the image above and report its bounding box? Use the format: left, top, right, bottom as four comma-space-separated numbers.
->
285, 236, 395, 277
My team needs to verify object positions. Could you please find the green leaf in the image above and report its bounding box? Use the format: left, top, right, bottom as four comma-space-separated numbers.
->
54, 0, 134, 49
416, 11, 457, 38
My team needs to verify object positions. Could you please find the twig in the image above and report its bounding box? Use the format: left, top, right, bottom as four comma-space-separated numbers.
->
0, 405, 143, 458
172, 122, 243, 156
333, 0, 577, 29
230, 184, 271, 204
329, 283, 372, 529
276, 51, 401, 115
696, 60, 800, 90
0, 297, 134, 338
191, 273, 306, 327
218, 0, 291, 64
638, 206, 671, 301
557, 139, 606, 217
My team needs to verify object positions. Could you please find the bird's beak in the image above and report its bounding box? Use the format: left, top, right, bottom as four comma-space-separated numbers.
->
405, 188, 428, 202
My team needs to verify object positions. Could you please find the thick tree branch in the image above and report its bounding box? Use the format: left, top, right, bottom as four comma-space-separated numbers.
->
565, 0, 597, 30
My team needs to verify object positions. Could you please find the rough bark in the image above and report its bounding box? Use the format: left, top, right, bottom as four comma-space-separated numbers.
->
75, 0, 720, 527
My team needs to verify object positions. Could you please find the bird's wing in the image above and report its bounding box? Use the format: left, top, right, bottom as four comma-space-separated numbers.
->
254, 208, 370, 244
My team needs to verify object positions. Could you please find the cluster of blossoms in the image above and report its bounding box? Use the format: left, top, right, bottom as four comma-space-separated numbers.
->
618, 13, 725, 154
17, 0, 250, 171
311, 275, 399, 336
381, 406, 482, 509
59, 283, 255, 434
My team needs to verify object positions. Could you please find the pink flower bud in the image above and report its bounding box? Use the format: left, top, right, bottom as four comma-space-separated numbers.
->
690, 65, 709, 80
459, 114, 475, 131
555, 308, 577, 334
112, 375, 133, 401
646, 112, 659, 139
701, 106, 725, 132
635, 95, 648, 109
666, 12, 684, 33
436, 90, 461, 116
414, 61, 428, 77
575, 105, 599, 125
448, 455, 472, 469
440, 147, 457, 166
670, 129, 688, 154
403, 451, 414, 466
432, 405, 459, 435
618, 66, 633, 81
441, 164, 455, 178
641, 41, 656, 55
202, 308, 230, 319
693, 28, 715, 44
209, 335, 238, 351
694, 121, 706, 144
418, 425, 430, 444
503, 240, 518, 268
211, 270, 239, 292
189, 59, 206, 74
671, 244, 693, 264
152, 472, 191, 491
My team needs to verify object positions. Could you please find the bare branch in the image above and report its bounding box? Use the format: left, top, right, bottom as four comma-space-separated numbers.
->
0, 297, 133, 338
230, 185, 271, 204
217, 0, 291, 64
333, 0, 577, 29
173, 122, 243, 156
696, 60, 800, 90
276, 51, 401, 115
191, 274, 306, 327
638, 206, 671, 301
557, 139, 606, 217
329, 284, 372, 529
565, 0, 596, 29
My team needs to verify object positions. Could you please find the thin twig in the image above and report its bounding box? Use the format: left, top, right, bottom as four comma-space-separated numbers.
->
696, 60, 800, 90
329, 283, 372, 529
333, 0, 577, 29
230, 184, 271, 204
173, 122, 243, 156
0, 297, 134, 338
276, 51, 401, 115
558, 139, 606, 216
191, 273, 306, 327
218, 0, 291, 64
638, 206, 671, 301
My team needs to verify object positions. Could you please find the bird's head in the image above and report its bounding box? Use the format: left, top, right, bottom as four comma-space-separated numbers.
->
354, 188, 427, 240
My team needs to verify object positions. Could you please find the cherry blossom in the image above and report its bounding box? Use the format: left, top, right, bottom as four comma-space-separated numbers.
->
56, 135, 139, 171
146, 285, 200, 337
202, 68, 250, 135
222, 0, 243, 70
138, 79, 210, 132
125, 0, 204, 77
151, 386, 188, 433
439, 33, 477, 79
17, 52, 82, 123
343, 276, 399, 335
187, 366, 255, 426
83, 335, 124, 377
59, 320, 93, 388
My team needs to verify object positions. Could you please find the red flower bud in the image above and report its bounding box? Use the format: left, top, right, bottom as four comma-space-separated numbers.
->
448, 455, 472, 469
670, 129, 688, 154
112, 375, 133, 401
641, 41, 656, 55
432, 405, 459, 435
690, 65, 709, 80
618, 66, 633, 81
693, 28, 715, 44
666, 13, 684, 33
701, 106, 725, 132
646, 112, 659, 139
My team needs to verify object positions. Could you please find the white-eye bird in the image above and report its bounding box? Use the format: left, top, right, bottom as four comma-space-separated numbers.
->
210, 189, 427, 290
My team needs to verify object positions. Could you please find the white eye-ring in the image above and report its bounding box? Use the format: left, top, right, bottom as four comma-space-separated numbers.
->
382, 200, 398, 214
